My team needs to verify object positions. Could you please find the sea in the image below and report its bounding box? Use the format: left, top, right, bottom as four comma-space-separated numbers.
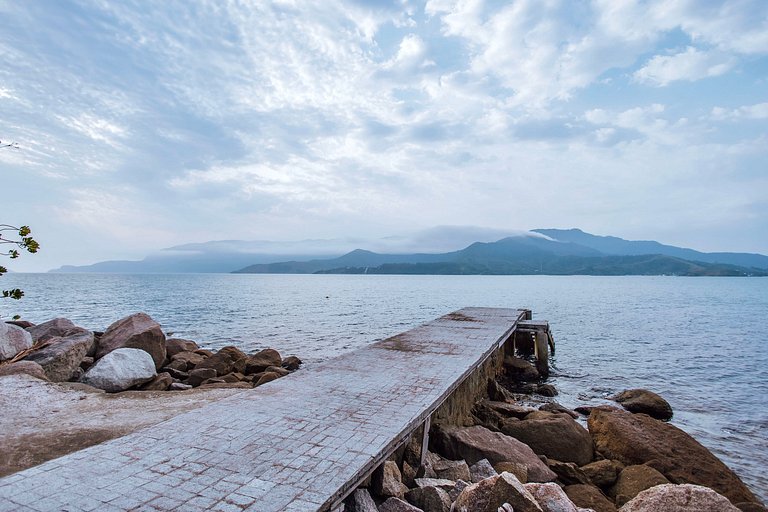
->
1, 273, 766, 501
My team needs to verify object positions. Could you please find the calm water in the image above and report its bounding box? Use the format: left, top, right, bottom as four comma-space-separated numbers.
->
2, 274, 766, 501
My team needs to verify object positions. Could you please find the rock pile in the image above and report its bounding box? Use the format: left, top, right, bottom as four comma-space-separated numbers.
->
343, 353, 764, 512
0, 313, 301, 393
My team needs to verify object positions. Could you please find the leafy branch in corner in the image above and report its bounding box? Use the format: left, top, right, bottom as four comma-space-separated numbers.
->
1, 224, 40, 300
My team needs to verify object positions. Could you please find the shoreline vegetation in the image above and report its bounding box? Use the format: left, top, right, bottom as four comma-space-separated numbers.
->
1, 313, 765, 511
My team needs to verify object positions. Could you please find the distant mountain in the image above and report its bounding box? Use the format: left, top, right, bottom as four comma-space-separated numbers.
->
534, 228, 768, 270
237, 233, 767, 277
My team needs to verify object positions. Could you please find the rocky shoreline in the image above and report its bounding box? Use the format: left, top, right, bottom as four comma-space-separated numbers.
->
1, 315, 765, 511
0, 312, 301, 392
342, 355, 766, 512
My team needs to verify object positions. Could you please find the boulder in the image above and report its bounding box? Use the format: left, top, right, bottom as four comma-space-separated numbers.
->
588, 408, 758, 505
95, 313, 166, 369
0, 322, 33, 360
140, 372, 173, 391
610, 389, 673, 421
5, 319, 33, 329
610, 465, 669, 507
505, 356, 540, 381
245, 348, 282, 374
23, 329, 94, 381
0, 360, 48, 380
170, 350, 207, 370
433, 425, 556, 482
452, 472, 543, 512
344, 488, 378, 512
536, 384, 558, 397
187, 368, 217, 387
548, 460, 591, 485
470, 459, 499, 483
80, 356, 94, 370
414, 478, 455, 491
539, 403, 579, 419
433, 458, 470, 482
500, 412, 593, 466
580, 460, 624, 488
487, 378, 515, 401
26, 318, 80, 342
265, 365, 290, 377
194, 346, 247, 376
564, 485, 617, 512
735, 504, 768, 512
254, 371, 281, 386
405, 485, 451, 512
372, 460, 409, 499
169, 382, 192, 391
80, 348, 157, 392
165, 338, 199, 358
618, 483, 740, 511
494, 461, 528, 483
379, 497, 424, 512
525, 482, 581, 512
281, 355, 302, 371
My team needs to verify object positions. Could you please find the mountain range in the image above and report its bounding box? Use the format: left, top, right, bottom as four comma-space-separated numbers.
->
52, 228, 768, 276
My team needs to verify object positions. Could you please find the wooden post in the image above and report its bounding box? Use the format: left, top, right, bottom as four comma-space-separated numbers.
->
420, 415, 431, 468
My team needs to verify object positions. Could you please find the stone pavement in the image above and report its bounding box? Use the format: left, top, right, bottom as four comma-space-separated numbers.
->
0, 307, 525, 511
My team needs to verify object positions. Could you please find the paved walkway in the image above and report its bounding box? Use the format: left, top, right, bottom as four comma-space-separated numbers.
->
0, 307, 525, 512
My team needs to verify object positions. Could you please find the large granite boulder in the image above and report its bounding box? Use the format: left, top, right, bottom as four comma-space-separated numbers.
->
588, 408, 758, 505
195, 346, 247, 376
453, 472, 543, 512
95, 313, 166, 369
165, 338, 199, 358
23, 329, 94, 381
344, 488, 378, 512
379, 497, 424, 512
245, 348, 282, 374
80, 348, 157, 392
500, 412, 594, 466
618, 483, 740, 511
610, 389, 673, 421
373, 460, 409, 499
433, 458, 470, 482
404, 485, 451, 512
0, 322, 33, 360
610, 465, 669, 507
470, 459, 499, 483
524, 482, 581, 512
564, 484, 617, 512
433, 425, 556, 482
26, 318, 80, 342
0, 360, 48, 380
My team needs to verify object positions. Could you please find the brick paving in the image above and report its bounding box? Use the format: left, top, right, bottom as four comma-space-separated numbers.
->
0, 307, 525, 511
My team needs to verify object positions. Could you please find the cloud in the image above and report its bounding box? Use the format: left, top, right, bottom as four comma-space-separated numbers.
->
711, 102, 768, 121
634, 47, 735, 86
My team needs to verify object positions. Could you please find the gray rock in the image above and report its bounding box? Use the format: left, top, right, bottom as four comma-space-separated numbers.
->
26, 318, 78, 342
405, 486, 451, 512
95, 312, 166, 369
187, 367, 217, 387
470, 459, 499, 483
433, 458, 470, 482
0, 322, 33, 360
433, 425, 556, 482
169, 382, 193, 391
379, 497, 424, 512
449, 480, 471, 501
610, 465, 669, 507
80, 348, 157, 392
0, 360, 48, 380
24, 329, 94, 381
524, 483, 580, 512
414, 478, 456, 490
610, 389, 673, 421
372, 460, 409, 499
452, 472, 543, 512
344, 488, 378, 512
618, 483, 740, 511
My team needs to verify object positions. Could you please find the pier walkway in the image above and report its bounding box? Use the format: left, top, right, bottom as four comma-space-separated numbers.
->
0, 307, 526, 512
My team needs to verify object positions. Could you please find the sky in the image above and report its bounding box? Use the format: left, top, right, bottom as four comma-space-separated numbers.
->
1, 0, 767, 271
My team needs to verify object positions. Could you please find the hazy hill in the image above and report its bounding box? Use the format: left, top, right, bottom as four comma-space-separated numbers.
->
534, 228, 768, 270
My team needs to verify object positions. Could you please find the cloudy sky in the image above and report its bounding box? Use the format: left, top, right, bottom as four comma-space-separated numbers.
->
1, 0, 767, 271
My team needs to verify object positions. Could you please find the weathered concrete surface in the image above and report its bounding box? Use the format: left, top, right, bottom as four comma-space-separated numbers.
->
0, 308, 524, 512
0, 374, 244, 478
